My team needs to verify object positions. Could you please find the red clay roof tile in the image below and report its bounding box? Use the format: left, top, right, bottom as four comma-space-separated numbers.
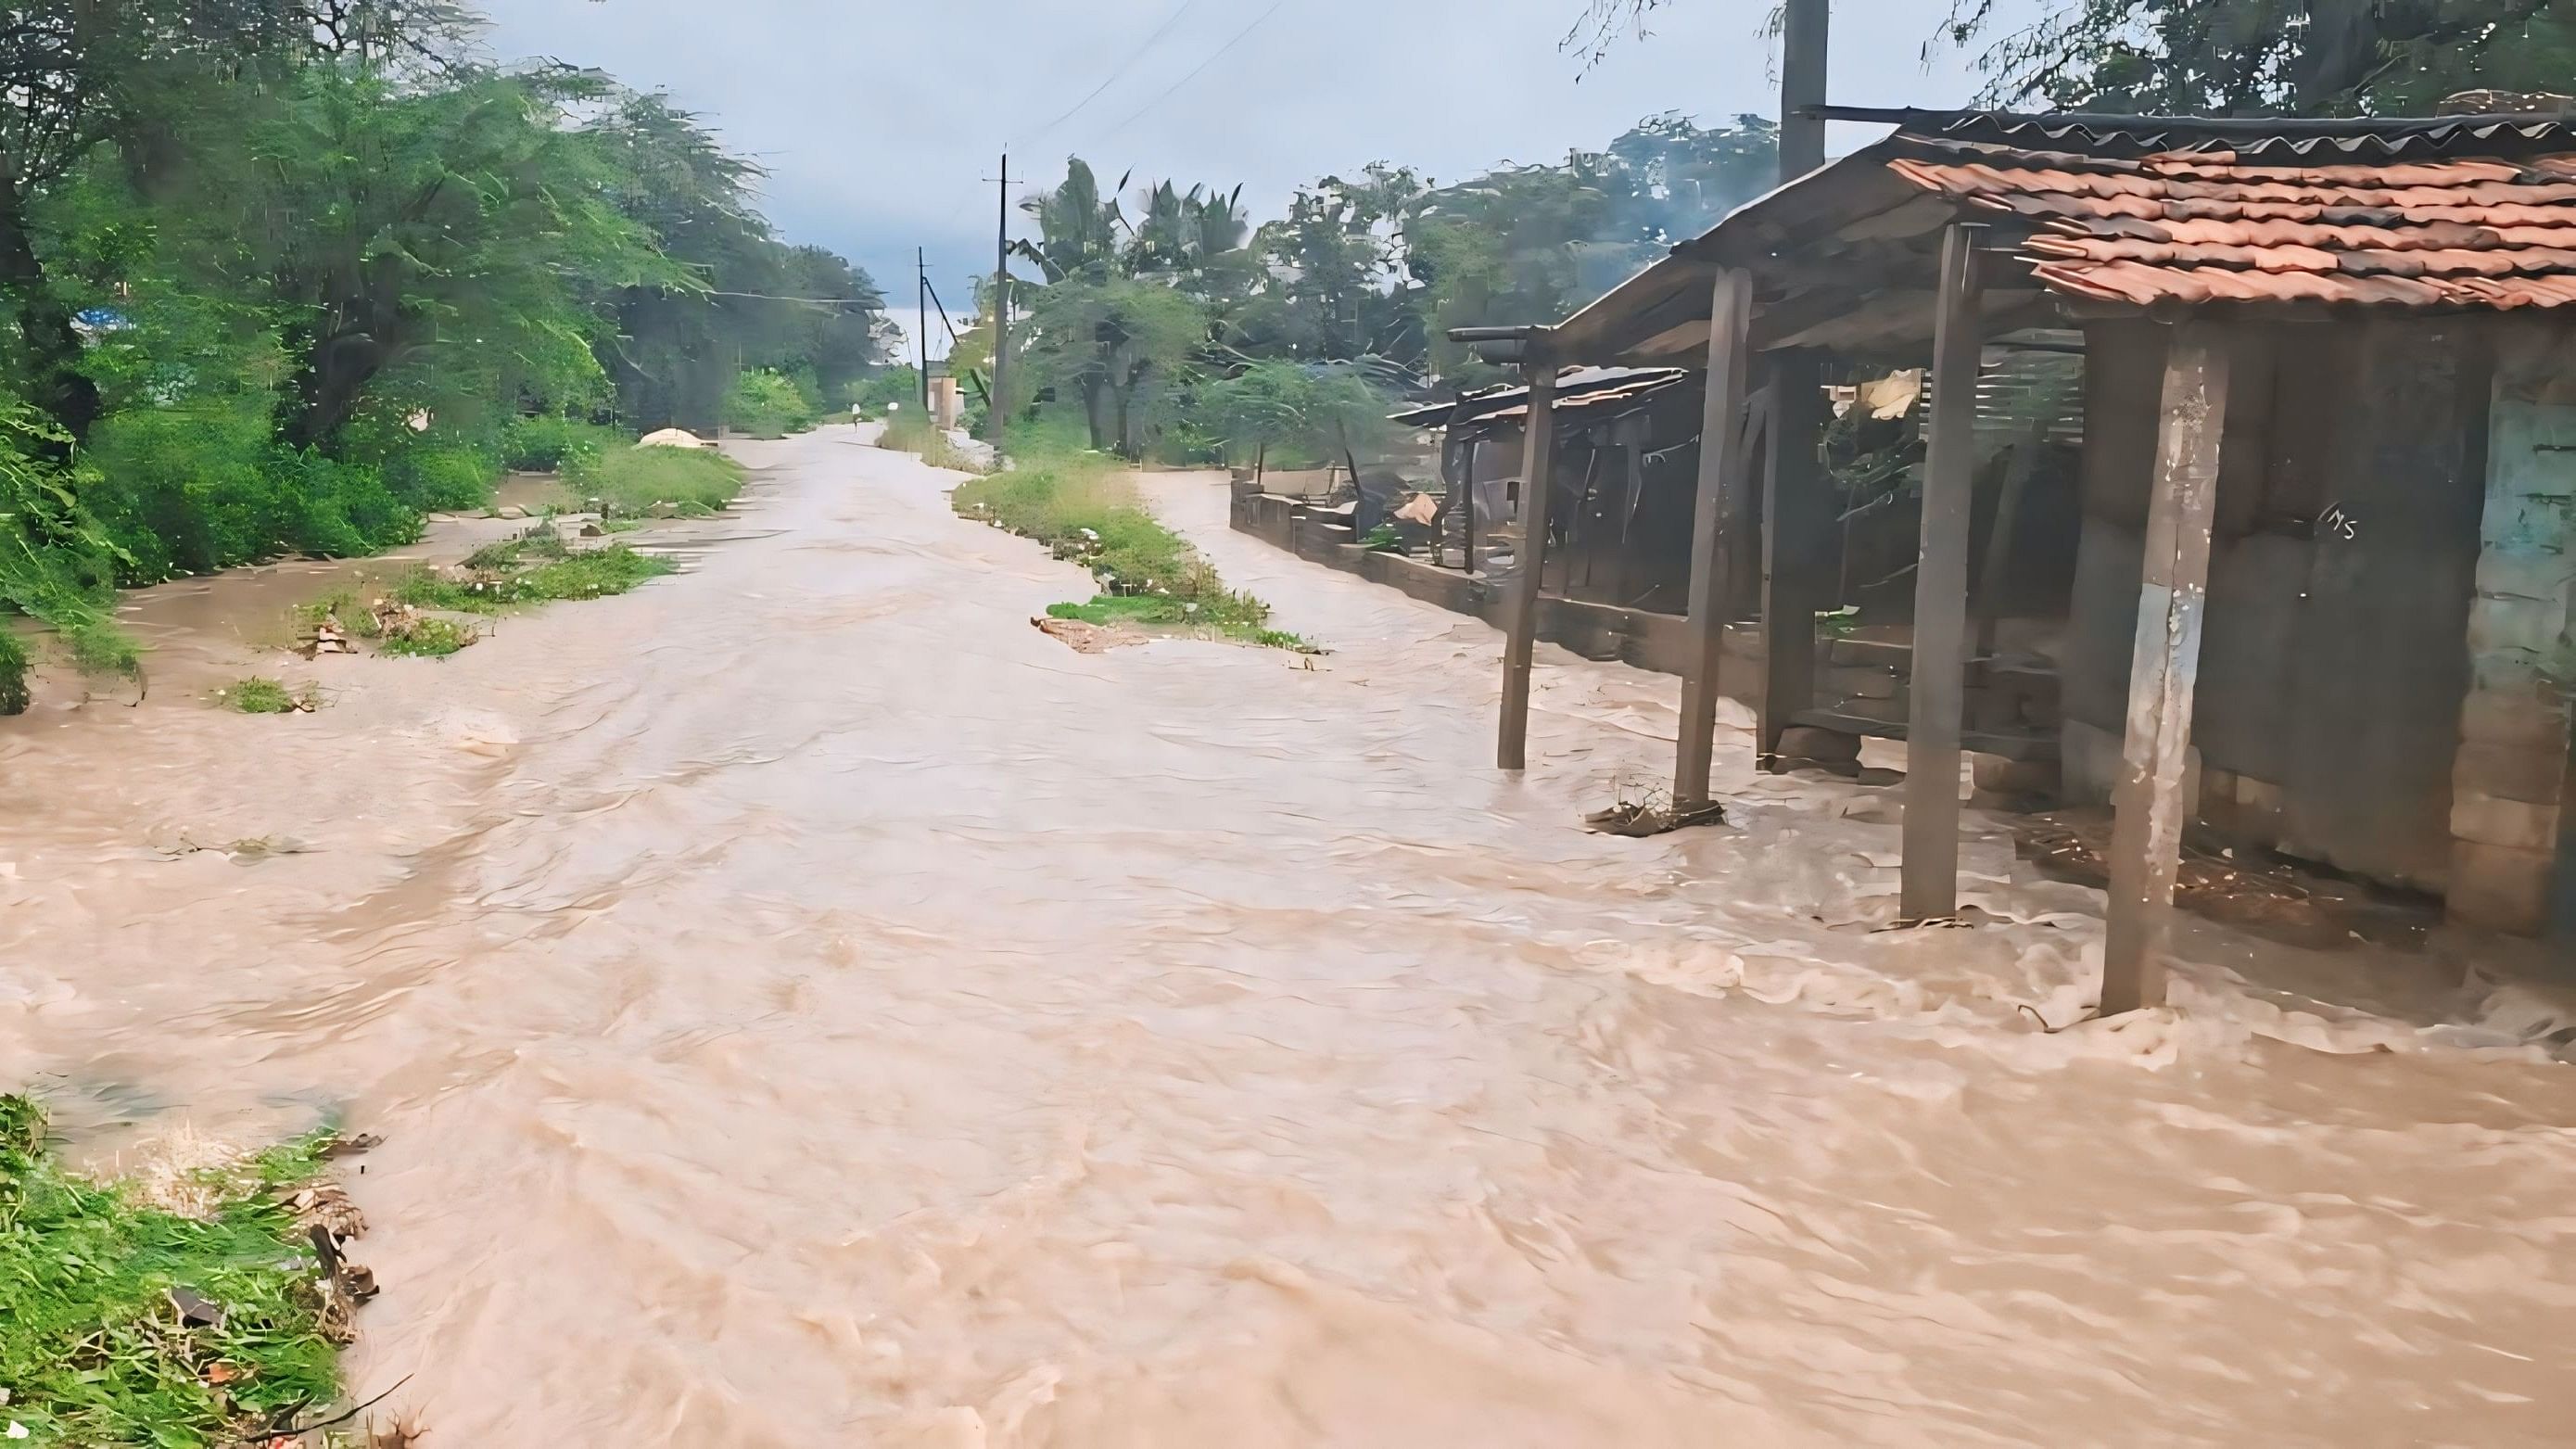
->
1891, 141, 2576, 309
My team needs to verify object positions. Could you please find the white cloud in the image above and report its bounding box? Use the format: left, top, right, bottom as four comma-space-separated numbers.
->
476, 0, 2030, 355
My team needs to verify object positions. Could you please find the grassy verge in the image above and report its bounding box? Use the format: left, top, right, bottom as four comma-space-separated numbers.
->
877, 411, 989, 474
563, 444, 745, 519
298, 534, 676, 660
952, 450, 1310, 652
0, 1095, 361, 1445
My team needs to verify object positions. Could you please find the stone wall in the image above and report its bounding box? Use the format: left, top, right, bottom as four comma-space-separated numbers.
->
2449, 330, 2576, 934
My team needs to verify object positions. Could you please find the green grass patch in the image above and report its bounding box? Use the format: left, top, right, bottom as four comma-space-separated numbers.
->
297, 539, 673, 662
954, 450, 1311, 652
0, 1095, 348, 1446
1042, 594, 1308, 650
217, 676, 318, 714
374, 615, 477, 658
391, 544, 675, 614
566, 444, 743, 519
878, 410, 989, 474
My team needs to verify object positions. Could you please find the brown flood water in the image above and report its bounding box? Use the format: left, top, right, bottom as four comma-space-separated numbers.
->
5, 425, 2574, 1446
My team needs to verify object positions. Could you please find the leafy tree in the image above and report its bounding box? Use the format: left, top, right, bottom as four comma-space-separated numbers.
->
1199, 359, 1396, 470
1022, 275, 1212, 456
1569, 0, 2576, 117
246, 65, 679, 449
587, 92, 892, 431
1947, 0, 2576, 114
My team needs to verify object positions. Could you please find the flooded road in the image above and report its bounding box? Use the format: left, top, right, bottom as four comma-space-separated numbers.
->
6, 426, 2574, 1446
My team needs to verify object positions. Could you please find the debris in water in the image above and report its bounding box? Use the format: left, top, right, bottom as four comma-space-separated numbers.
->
2017, 812, 2430, 949
309, 618, 354, 655
319, 1132, 385, 1160
1583, 799, 1726, 837
168, 1285, 226, 1328
1032, 616, 1140, 654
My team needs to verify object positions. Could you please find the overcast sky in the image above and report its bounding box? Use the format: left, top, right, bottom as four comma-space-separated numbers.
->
477, 0, 2028, 358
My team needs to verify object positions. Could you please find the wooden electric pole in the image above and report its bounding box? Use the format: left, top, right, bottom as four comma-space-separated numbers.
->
1781, 0, 1830, 178
992, 153, 1010, 448
917, 247, 930, 413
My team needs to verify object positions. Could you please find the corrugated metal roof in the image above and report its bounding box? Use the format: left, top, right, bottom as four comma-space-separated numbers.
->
1390, 367, 1691, 429
1821, 107, 2576, 161
1888, 134, 2576, 309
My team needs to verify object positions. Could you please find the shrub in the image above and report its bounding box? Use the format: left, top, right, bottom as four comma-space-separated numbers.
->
722, 369, 818, 439
501, 414, 620, 475
384, 444, 500, 512
83, 408, 421, 581
0, 401, 139, 707
0, 629, 28, 715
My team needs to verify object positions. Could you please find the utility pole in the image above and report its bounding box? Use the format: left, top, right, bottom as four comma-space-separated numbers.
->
1780, 0, 1830, 179
917, 247, 931, 413
991, 152, 1010, 450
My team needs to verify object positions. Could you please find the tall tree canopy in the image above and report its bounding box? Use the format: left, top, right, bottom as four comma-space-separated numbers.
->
0, 0, 895, 708
1565, 0, 2576, 115
998, 112, 1778, 459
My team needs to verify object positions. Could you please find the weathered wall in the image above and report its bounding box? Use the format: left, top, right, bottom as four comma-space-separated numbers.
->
2449, 326, 2576, 934
1228, 478, 1764, 700
2063, 317, 2489, 897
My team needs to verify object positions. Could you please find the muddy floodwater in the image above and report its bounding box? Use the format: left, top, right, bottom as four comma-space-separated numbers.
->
5, 426, 2574, 1446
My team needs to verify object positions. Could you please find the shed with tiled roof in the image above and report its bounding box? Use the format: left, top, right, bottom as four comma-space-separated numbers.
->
1520, 108, 2576, 989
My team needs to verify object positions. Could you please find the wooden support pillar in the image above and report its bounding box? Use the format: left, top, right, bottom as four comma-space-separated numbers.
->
2100, 324, 2230, 1015
1973, 415, 2050, 664
1497, 362, 1560, 771
1899, 223, 1986, 923
1779, 0, 1830, 180
1760, 351, 1831, 769
1674, 268, 1755, 807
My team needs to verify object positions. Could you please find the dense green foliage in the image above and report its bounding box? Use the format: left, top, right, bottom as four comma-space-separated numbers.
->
1578, 0, 2576, 116
0, 1095, 344, 1446
0, 3, 895, 712
722, 369, 822, 439
996, 114, 1776, 461
1946, 0, 2576, 113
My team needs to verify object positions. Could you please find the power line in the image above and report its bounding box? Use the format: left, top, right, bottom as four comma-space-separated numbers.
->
702, 289, 882, 304
1097, 0, 1288, 143
1019, 0, 1213, 147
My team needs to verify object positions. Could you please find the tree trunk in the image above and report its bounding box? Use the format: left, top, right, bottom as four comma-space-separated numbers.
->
0, 164, 101, 444
1069, 370, 1106, 450
286, 324, 399, 451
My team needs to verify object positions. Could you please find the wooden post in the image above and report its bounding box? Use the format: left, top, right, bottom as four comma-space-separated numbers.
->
1760, 351, 1831, 769
1612, 433, 1645, 605
1463, 438, 1478, 574
1899, 222, 1986, 923
1674, 268, 1755, 807
1497, 362, 1560, 770
1779, 0, 1830, 180
2100, 324, 2230, 1014
1973, 416, 2049, 664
